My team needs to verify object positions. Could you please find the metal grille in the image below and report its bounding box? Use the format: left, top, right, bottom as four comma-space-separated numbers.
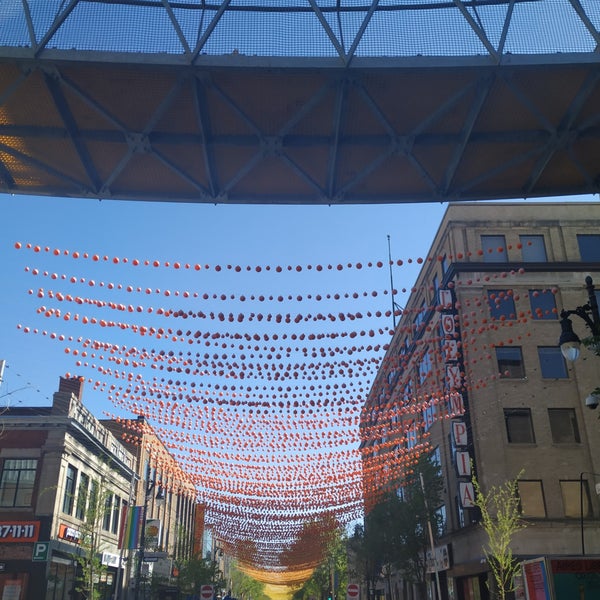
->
1, 1, 600, 62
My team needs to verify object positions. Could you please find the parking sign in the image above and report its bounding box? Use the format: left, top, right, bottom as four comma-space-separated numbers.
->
32, 542, 49, 562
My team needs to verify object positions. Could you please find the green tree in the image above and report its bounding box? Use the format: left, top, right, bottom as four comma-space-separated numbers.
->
177, 554, 225, 597
73, 478, 110, 600
352, 451, 444, 600
290, 519, 348, 600
228, 561, 269, 600
472, 470, 526, 600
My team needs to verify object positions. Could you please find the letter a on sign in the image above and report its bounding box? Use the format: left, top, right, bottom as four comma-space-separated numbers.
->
459, 482, 475, 508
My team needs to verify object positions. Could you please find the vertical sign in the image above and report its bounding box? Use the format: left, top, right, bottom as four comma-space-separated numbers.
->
439, 286, 475, 511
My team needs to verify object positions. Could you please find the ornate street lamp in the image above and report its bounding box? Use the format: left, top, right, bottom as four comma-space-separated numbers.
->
558, 276, 600, 361
134, 465, 165, 600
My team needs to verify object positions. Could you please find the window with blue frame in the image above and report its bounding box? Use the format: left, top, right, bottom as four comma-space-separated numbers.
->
481, 235, 507, 262
488, 289, 516, 321
577, 234, 600, 261
529, 289, 557, 320
520, 235, 547, 261
538, 347, 568, 379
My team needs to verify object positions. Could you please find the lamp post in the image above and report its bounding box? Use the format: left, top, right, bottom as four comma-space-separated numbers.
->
579, 472, 600, 556
134, 464, 165, 600
558, 276, 600, 408
558, 276, 600, 362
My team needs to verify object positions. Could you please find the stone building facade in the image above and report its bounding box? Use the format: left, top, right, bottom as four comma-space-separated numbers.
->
362, 202, 600, 600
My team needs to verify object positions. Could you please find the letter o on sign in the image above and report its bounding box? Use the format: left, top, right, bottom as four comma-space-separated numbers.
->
347, 584, 359, 599
201, 585, 214, 600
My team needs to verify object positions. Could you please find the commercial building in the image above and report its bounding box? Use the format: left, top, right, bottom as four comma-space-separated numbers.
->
0, 376, 199, 600
0, 376, 136, 600
102, 416, 199, 596
362, 202, 600, 600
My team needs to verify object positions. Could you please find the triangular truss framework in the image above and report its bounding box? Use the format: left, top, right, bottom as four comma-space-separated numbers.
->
1, 0, 600, 204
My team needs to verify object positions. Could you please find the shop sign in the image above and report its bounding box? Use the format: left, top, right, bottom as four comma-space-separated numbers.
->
0, 521, 40, 543
426, 544, 452, 573
58, 523, 82, 544
1, 581, 21, 600
101, 552, 120, 567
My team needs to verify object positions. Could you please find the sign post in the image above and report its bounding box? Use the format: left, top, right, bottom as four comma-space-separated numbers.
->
347, 583, 360, 600
32, 542, 49, 562
200, 584, 214, 600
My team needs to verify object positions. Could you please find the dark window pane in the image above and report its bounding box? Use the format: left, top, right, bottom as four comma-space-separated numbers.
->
520, 235, 547, 262
529, 289, 557, 320
518, 481, 546, 517
577, 234, 600, 261
0, 459, 37, 508
561, 480, 590, 518
75, 473, 89, 520
549, 408, 580, 443
488, 289, 516, 321
505, 408, 535, 443
496, 347, 525, 378
482, 235, 507, 263
62, 465, 77, 515
538, 347, 568, 378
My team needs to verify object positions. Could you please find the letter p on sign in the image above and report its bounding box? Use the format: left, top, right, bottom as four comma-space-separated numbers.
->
32, 542, 49, 561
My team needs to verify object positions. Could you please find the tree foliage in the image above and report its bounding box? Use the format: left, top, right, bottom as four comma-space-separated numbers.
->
177, 555, 226, 597
350, 452, 444, 600
229, 561, 269, 600
73, 479, 110, 600
291, 520, 348, 600
472, 470, 525, 600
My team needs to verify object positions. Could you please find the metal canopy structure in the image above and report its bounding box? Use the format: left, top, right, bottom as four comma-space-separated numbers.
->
1, 0, 600, 204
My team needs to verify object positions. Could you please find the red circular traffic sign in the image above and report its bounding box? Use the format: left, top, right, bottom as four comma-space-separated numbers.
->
347, 584, 359, 599
200, 585, 214, 600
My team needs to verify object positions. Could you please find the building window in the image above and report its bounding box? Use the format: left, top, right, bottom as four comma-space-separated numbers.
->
488, 290, 516, 321
504, 408, 535, 443
434, 505, 447, 537
441, 255, 449, 274
577, 234, 600, 262
520, 235, 547, 261
112, 495, 121, 534
75, 473, 90, 520
538, 347, 568, 379
561, 480, 591, 518
414, 300, 428, 337
62, 465, 77, 515
496, 347, 525, 378
87, 480, 99, 523
529, 289, 557, 320
548, 408, 581, 443
0, 459, 37, 507
481, 235, 507, 262
433, 273, 439, 297
419, 349, 432, 384
518, 480, 546, 517
103, 493, 113, 531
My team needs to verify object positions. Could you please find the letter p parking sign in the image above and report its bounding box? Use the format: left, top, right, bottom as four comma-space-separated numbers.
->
32, 542, 49, 562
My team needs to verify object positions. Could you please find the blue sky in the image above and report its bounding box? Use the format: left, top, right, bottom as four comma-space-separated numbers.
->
0, 192, 449, 415
1, 192, 593, 420
2, 191, 597, 574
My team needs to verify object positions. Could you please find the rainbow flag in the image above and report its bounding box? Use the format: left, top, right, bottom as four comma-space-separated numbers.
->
118, 505, 145, 549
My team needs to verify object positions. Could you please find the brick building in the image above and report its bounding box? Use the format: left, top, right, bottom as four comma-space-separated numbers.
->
0, 376, 136, 600
0, 377, 199, 600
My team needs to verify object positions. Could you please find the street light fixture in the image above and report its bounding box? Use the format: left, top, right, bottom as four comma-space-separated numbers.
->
558, 276, 600, 361
134, 465, 165, 600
